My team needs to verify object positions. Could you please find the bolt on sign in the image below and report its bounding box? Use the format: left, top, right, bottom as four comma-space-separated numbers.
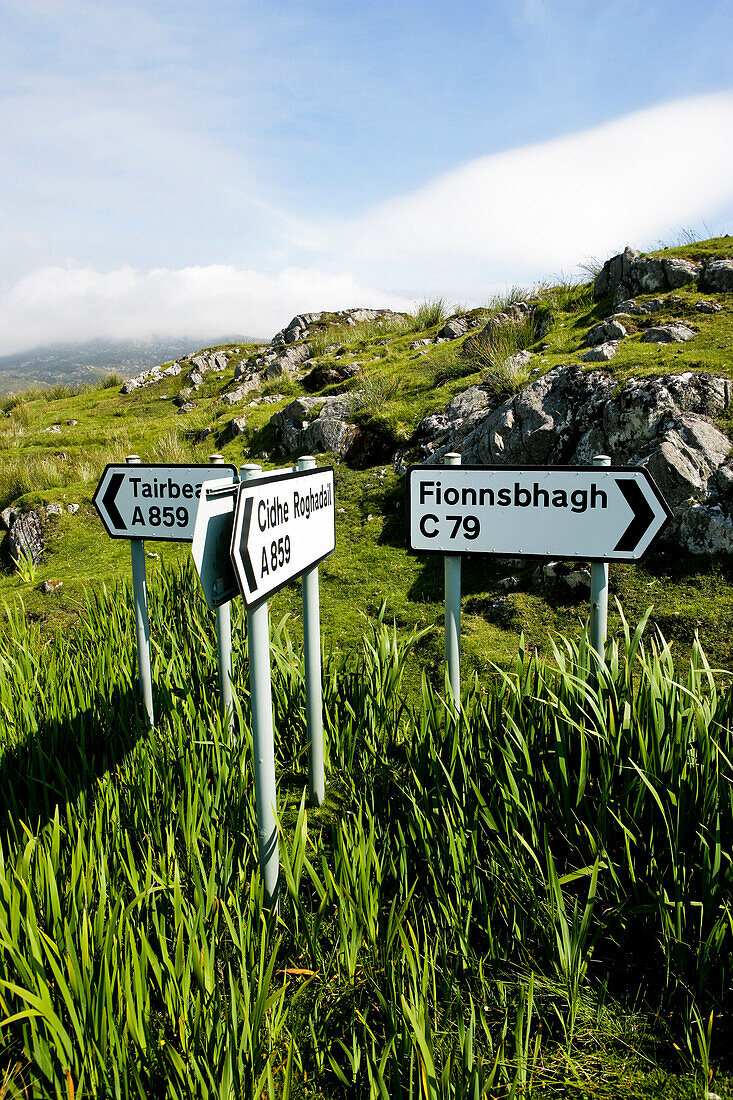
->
94, 463, 237, 542
231, 466, 336, 607
408, 464, 671, 561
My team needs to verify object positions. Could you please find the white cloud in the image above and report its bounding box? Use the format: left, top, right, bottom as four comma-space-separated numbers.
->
334, 92, 733, 292
2, 93, 732, 354
0, 263, 412, 354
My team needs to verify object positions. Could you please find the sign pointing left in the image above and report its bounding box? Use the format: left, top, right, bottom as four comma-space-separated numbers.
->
94, 463, 238, 542
102, 472, 126, 530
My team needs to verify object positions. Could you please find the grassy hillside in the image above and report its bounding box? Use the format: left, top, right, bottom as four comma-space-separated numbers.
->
1, 238, 733, 1095
0, 565, 731, 1097
0, 238, 732, 678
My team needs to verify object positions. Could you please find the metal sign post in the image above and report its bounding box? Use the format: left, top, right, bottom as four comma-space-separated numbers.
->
408, 464, 670, 561
230, 465, 336, 607
589, 456, 611, 658
127, 455, 154, 727
443, 453, 462, 715
297, 456, 325, 806
94, 461, 238, 542
408, 460, 671, 689
229, 461, 337, 907
240, 464, 280, 911
210, 455, 235, 737
94, 459, 237, 726
191, 466, 242, 739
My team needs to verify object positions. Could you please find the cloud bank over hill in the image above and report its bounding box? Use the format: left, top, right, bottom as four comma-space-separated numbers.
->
333, 92, 733, 294
0, 94, 731, 355
0, 265, 412, 356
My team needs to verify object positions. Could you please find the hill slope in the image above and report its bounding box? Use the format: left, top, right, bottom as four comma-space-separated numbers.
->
0, 335, 257, 393
1, 237, 732, 675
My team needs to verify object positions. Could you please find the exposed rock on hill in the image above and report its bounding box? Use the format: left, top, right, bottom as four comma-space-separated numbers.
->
270, 394, 358, 458
703, 259, 733, 292
640, 323, 696, 344
594, 248, 702, 303
266, 392, 393, 468
587, 320, 627, 346
3, 508, 45, 565
271, 308, 406, 347
121, 361, 182, 393
418, 367, 733, 554
122, 349, 232, 393
581, 342, 619, 362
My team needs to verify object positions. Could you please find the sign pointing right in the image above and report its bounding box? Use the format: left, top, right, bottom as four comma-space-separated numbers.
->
613, 478, 655, 552
408, 465, 672, 561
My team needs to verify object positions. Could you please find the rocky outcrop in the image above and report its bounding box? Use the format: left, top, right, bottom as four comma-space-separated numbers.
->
587, 320, 627, 346
615, 297, 666, 315
702, 258, 733, 292
265, 392, 392, 467
303, 361, 362, 391
121, 361, 182, 394
417, 367, 733, 555
185, 350, 230, 388
640, 323, 696, 343
271, 307, 406, 347
437, 318, 469, 340
222, 377, 261, 405
269, 394, 358, 456
581, 342, 619, 362
121, 350, 231, 394
594, 247, 703, 302
5, 508, 45, 565
663, 257, 701, 288
235, 342, 313, 384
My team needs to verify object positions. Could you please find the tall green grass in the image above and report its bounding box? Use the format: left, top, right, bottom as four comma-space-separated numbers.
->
0, 564, 731, 1096
310, 316, 412, 359
461, 314, 538, 398
411, 299, 447, 332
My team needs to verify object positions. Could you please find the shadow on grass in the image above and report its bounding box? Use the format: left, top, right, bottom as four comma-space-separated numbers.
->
0, 683, 148, 845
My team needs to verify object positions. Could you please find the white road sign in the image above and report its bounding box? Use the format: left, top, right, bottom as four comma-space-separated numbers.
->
191, 473, 241, 608
94, 463, 238, 542
231, 467, 336, 607
408, 464, 671, 561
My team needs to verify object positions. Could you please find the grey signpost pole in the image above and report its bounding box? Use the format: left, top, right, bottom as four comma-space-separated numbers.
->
590, 454, 611, 658
297, 455, 326, 806
126, 455, 154, 726
241, 463, 279, 910
444, 453, 462, 714
210, 454, 235, 739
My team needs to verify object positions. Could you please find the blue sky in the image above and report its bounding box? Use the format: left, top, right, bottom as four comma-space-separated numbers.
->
1, 0, 732, 351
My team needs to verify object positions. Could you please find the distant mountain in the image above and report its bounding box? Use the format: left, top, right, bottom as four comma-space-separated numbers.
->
0, 335, 259, 393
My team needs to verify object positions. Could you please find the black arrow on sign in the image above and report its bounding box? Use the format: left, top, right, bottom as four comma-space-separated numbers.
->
614, 478, 655, 552
102, 472, 126, 531
241, 496, 258, 593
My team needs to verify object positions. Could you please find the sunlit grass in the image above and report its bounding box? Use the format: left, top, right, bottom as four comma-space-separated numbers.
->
0, 564, 730, 1096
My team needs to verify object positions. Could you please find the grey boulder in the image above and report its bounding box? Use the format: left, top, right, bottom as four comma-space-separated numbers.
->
581, 342, 619, 362
702, 258, 733, 292
587, 320, 627, 346
640, 324, 696, 343
9, 509, 44, 565
418, 366, 733, 555
662, 257, 702, 288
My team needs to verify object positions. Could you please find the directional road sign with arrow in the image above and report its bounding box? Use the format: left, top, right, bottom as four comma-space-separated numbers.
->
231, 467, 335, 607
94, 463, 238, 542
191, 472, 241, 608
408, 464, 671, 561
